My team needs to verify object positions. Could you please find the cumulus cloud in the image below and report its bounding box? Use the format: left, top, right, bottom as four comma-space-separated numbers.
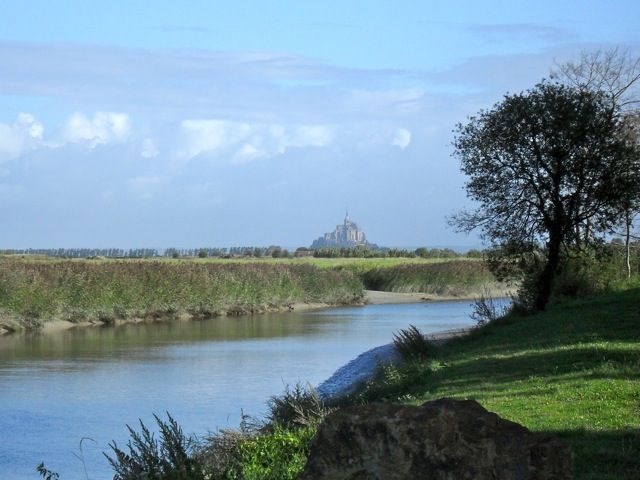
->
59, 111, 131, 148
0, 113, 44, 161
391, 128, 412, 149
177, 119, 335, 163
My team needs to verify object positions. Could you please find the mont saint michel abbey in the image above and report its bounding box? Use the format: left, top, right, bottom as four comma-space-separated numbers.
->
311, 211, 369, 248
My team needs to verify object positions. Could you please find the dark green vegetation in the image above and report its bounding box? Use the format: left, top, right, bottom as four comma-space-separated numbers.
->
0, 258, 364, 331
453, 81, 640, 311
356, 259, 496, 295
452, 47, 640, 313
354, 287, 640, 480
392, 325, 437, 360
0, 256, 498, 332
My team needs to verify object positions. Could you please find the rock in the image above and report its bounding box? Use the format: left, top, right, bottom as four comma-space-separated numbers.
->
299, 398, 573, 480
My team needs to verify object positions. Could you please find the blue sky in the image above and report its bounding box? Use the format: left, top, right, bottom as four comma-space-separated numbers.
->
1, 1, 639, 248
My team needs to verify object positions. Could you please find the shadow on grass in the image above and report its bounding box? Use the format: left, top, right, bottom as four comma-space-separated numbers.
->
422, 346, 640, 395
446, 287, 640, 357
546, 428, 640, 480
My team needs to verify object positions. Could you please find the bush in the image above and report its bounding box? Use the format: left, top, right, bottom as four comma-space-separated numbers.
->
393, 325, 436, 360
470, 289, 510, 327
105, 413, 205, 480
239, 426, 315, 480
266, 383, 329, 429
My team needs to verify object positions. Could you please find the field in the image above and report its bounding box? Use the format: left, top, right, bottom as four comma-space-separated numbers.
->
354, 287, 640, 479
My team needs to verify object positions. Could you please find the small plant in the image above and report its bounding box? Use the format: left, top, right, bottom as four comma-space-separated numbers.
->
470, 288, 509, 327
266, 383, 329, 428
105, 413, 205, 480
393, 325, 435, 360
239, 426, 315, 480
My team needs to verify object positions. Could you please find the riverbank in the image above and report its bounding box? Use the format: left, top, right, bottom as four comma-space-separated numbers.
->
0, 257, 506, 334
350, 288, 640, 480
0, 259, 364, 333
316, 327, 469, 398
365, 286, 512, 304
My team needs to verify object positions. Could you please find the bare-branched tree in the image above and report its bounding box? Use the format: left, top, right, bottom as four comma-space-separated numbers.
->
552, 48, 640, 277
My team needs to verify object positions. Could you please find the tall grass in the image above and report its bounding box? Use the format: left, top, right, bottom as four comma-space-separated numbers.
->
359, 260, 496, 295
0, 259, 364, 330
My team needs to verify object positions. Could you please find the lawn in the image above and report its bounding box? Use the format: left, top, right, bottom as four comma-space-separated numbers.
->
356, 288, 640, 479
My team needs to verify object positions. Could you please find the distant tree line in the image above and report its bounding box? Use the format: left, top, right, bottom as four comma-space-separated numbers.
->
0, 246, 483, 260
312, 246, 481, 258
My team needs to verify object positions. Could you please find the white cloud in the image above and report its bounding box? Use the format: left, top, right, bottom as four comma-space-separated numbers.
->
141, 138, 159, 158
391, 128, 412, 149
178, 119, 334, 163
60, 112, 131, 148
0, 113, 44, 161
179, 119, 252, 160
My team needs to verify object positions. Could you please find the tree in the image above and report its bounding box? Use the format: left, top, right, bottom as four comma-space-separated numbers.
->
452, 82, 640, 311
551, 47, 640, 113
552, 48, 640, 276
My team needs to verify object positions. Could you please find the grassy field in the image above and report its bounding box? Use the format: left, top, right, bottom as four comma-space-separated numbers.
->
353, 287, 640, 479
0, 258, 364, 331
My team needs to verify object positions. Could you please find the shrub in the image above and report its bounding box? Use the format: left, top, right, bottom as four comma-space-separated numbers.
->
105, 413, 205, 480
393, 325, 436, 360
470, 289, 510, 327
266, 383, 329, 428
239, 426, 315, 480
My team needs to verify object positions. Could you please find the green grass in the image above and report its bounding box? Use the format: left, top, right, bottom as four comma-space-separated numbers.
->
354, 288, 640, 479
357, 259, 496, 294
0, 258, 364, 330
0, 256, 496, 331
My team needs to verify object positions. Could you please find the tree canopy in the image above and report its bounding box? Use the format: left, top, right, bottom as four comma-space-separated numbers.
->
452, 82, 640, 310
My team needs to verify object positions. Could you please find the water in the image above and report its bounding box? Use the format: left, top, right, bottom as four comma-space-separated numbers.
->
0, 300, 476, 479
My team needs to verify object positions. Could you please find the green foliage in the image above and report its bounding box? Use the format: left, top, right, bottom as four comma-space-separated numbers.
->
266, 383, 329, 429
356, 288, 640, 479
106, 413, 204, 480
392, 325, 436, 360
360, 260, 495, 295
0, 259, 364, 329
238, 426, 315, 480
453, 81, 640, 310
470, 290, 511, 327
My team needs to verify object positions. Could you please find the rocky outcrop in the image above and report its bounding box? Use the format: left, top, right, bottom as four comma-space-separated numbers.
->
300, 398, 573, 480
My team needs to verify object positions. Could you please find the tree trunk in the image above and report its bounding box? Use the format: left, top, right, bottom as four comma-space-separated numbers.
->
535, 225, 563, 311
625, 209, 632, 279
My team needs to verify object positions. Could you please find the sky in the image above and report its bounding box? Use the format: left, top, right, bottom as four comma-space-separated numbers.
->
1, 1, 639, 249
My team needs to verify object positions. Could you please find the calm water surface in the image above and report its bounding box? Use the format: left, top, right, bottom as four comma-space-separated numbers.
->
0, 301, 476, 479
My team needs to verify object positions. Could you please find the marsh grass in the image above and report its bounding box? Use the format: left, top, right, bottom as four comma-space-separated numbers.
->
0, 259, 364, 329
359, 260, 496, 295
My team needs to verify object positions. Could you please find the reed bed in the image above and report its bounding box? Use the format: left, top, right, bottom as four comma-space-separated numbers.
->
0, 259, 364, 330
359, 260, 496, 295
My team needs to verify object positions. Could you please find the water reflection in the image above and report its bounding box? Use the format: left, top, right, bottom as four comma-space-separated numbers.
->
0, 301, 475, 480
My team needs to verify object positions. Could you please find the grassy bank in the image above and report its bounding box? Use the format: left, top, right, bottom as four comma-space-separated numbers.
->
0, 256, 498, 332
0, 258, 364, 332
354, 287, 640, 480
102, 288, 640, 480
355, 259, 497, 295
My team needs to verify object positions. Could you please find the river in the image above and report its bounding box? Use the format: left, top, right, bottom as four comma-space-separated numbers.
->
0, 300, 477, 479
